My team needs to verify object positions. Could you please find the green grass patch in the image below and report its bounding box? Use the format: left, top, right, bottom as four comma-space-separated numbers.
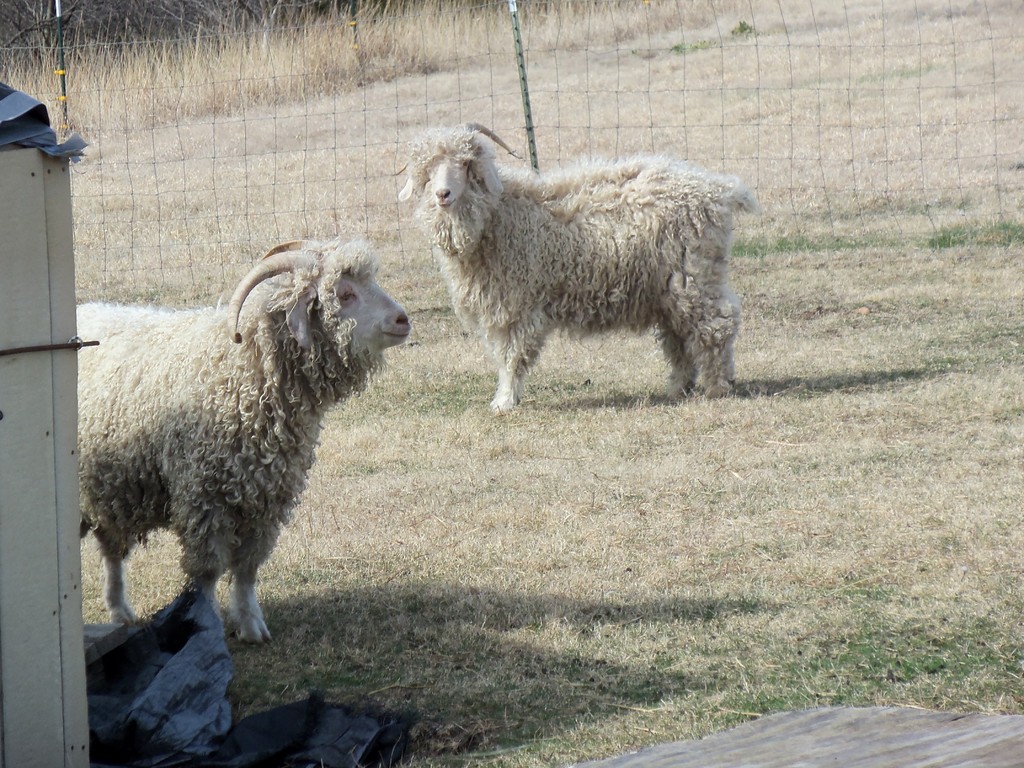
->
927, 221, 1024, 249
737, 221, 1024, 258
671, 39, 714, 55
822, 618, 1007, 692
731, 21, 755, 37
719, 610, 1018, 725
734, 234, 868, 258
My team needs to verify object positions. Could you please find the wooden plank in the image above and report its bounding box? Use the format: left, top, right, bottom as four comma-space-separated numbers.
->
571, 707, 1024, 768
0, 147, 65, 768
42, 153, 91, 765
0, 148, 88, 768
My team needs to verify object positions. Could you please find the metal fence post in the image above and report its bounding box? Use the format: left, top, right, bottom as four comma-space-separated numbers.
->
54, 0, 70, 131
507, 0, 538, 171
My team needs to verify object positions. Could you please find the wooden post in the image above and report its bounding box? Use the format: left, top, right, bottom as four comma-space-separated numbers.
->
0, 148, 89, 767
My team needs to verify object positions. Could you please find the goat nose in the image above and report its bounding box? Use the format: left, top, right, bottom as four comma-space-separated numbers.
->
435, 188, 450, 202
396, 313, 410, 326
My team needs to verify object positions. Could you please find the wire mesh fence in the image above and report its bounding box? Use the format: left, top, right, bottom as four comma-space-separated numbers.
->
4, 0, 1022, 305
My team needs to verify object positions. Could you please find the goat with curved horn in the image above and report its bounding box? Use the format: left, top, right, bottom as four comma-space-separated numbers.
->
77, 236, 409, 642
462, 123, 521, 159
228, 248, 318, 343
398, 122, 757, 413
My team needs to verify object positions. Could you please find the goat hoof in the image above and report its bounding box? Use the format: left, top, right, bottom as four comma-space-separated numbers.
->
109, 605, 138, 626
703, 383, 732, 398
235, 618, 272, 644
490, 397, 518, 414
667, 383, 696, 399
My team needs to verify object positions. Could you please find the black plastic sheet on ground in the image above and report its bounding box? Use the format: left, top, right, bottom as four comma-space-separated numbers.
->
87, 591, 409, 768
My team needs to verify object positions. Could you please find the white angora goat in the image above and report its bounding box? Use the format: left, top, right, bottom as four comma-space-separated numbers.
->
77, 238, 410, 642
399, 123, 758, 413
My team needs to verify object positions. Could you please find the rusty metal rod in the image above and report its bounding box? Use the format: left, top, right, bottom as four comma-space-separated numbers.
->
0, 337, 99, 358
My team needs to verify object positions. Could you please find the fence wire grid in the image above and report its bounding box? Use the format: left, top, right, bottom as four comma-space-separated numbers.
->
6, 0, 1023, 304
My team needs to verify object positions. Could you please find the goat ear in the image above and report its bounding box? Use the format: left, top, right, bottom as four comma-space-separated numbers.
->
285, 285, 317, 349
398, 176, 416, 202
479, 155, 503, 196
471, 134, 503, 196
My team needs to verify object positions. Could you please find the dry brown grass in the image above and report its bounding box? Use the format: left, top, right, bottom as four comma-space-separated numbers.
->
79, 241, 1024, 765
9, 0, 1019, 305
59, 0, 1024, 764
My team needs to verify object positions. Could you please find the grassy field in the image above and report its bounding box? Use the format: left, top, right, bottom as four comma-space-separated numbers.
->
52, 0, 1024, 764
79, 237, 1024, 765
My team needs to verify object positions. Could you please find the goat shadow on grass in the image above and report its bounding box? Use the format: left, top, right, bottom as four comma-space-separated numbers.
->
230, 582, 769, 759
736, 366, 940, 399
561, 365, 939, 411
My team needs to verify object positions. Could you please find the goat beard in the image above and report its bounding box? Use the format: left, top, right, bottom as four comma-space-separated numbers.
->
419, 196, 489, 258
270, 321, 381, 407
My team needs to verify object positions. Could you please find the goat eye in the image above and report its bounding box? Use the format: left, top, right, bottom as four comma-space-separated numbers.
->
338, 290, 356, 304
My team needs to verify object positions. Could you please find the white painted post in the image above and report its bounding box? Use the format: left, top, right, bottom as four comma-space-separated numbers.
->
0, 148, 89, 767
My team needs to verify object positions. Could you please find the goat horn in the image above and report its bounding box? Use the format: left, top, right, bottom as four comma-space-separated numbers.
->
260, 240, 308, 260
462, 122, 521, 159
228, 249, 317, 344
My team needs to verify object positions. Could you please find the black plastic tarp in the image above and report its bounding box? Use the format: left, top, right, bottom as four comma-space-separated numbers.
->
87, 591, 409, 768
0, 82, 86, 158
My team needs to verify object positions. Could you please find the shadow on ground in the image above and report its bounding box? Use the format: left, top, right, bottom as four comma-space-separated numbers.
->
229, 582, 769, 758
558, 365, 942, 410
736, 366, 943, 398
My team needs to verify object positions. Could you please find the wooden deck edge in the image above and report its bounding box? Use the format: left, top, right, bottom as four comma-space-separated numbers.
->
570, 706, 1024, 768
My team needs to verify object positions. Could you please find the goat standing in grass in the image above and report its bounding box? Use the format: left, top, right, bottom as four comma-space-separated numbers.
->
399, 123, 759, 413
78, 238, 410, 642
